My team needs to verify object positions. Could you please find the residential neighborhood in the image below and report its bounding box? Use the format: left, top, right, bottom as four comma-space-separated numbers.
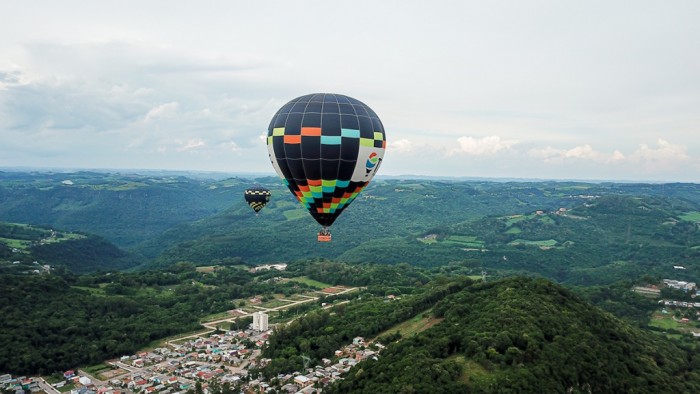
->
1, 327, 383, 394
1, 282, 378, 394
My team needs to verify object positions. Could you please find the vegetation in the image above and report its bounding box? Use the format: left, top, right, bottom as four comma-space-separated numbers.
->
0, 222, 141, 273
0, 263, 316, 375
328, 277, 700, 393
4, 170, 700, 391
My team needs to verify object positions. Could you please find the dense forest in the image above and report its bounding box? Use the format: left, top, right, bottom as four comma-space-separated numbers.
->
0, 263, 315, 375
328, 277, 700, 393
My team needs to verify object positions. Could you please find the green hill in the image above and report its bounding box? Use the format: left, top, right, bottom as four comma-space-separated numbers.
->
3, 171, 700, 285
142, 184, 700, 286
0, 222, 141, 273
0, 170, 244, 248
328, 277, 700, 393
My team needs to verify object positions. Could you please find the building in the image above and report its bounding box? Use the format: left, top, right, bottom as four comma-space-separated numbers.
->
252, 311, 268, 331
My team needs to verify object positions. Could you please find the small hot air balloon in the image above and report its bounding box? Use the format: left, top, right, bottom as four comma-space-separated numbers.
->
244, 185, 271, 215
266, 93, 386, 241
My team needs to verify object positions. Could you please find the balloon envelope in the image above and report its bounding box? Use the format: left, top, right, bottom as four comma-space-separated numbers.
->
267, 93, 386, 227
244, 186, 271, 213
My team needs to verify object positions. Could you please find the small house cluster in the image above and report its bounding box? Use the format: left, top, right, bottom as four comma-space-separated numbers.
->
663, 279, 697, 291
31, 330, 384, 394
1, 374, 40, 394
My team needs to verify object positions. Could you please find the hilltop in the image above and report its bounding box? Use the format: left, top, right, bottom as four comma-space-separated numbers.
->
328, 277, 700, 393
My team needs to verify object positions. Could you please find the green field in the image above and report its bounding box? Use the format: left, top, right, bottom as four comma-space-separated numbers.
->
200, 311, 233, 323
680, 211, 700, 222
443, 235, 484, 248
504, 226, 522, 234
288, 276, 332, 289
450, 356, 494, 385
0, 237, 32, 250
649, 312, 699, 334
503, 214, 529, 227
509, 239, 558, 247
57, 383, 76, 393
82, 363, 111, 376
375, 310, 443, 340
283, 209, 307, 220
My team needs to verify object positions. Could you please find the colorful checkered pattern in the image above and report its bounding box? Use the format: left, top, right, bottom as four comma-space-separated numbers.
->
267, 93, 386, 227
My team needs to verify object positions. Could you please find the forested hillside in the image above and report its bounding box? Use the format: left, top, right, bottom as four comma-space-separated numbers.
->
143, 182, 700, 286
0, 263, 310, 375
0, 222, 141, 273
0, 171, 243, 248
2, 170, 700, 285
328, 277, 700, 393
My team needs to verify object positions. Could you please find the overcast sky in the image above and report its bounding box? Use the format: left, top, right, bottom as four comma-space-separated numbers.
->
1, 1, 699, 182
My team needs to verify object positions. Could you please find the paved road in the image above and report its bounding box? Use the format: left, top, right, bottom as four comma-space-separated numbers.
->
165, 287, 358, 346
36, 378, 60, 394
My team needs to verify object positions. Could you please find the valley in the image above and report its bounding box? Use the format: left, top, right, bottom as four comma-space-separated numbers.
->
3, 170, 700, 392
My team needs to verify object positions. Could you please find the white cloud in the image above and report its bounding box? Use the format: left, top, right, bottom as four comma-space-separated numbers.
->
451, 136, 518, 156
629, 139, 689, 163
175, 138, 205, 152
528, 144, 615, 163
388, 138, 413, 154
220, 141, 240, 152
144, 102, 179, 122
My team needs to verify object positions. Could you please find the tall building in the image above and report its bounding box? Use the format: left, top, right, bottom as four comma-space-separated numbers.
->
252, 311, 268, 331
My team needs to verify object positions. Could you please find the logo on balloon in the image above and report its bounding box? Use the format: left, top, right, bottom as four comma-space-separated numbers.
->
366, 152, 379, 175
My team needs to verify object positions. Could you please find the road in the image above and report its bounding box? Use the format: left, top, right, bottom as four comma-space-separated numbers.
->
36, 378, 60, 394
165, 287, 358, 346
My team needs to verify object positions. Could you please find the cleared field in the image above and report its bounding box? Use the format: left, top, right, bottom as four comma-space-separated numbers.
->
288, 276, 332, 289
508, 239, 558, 247
375, 310, 443, 340
451, 356, 494, 385
649, 312, 699, 334
0, 237, 31, 250
680, 211, 700, 222
260, 299, 294, 309
283, 209, 307, 220
504, 227, 522, 234
503, 214, 529, 227
442, 235, 484, 248
82, 363, 111, 377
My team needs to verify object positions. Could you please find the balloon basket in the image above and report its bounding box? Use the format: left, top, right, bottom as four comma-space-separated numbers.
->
317, 228, 332, 242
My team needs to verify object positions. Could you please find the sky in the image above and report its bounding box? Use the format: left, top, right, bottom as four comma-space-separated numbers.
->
1, 1, 699, 182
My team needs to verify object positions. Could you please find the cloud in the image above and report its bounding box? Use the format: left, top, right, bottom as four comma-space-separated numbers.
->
388, 138, 413, 154
175, 138, 205, 152
528, 144, 637, 164
144, 102, 179, 122
451, 136, 518, 156
628, 139, 689, 163
219, 141, 240, 153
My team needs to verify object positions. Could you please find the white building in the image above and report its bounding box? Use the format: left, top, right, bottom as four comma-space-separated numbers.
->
252, 311, 268, 331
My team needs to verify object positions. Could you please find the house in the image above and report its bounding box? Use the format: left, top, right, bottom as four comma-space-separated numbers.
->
64, 370, 76, 380
293, 375, 310, 387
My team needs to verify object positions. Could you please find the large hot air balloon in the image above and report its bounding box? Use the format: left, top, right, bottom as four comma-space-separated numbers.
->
244, 185, 271, 214
266, 93, 386, 241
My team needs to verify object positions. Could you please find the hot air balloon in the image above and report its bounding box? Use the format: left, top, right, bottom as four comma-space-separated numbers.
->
266, 93, 386, 241
244, 185, 271, 215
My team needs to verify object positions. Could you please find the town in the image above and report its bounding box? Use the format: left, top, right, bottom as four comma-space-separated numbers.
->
1, 262, 383, 394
